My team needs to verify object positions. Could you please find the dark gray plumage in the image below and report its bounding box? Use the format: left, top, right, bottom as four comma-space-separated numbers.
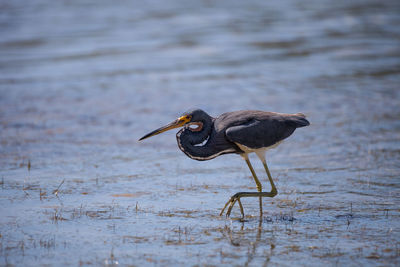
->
176, 109, 309, 160
139, 108, 310, 219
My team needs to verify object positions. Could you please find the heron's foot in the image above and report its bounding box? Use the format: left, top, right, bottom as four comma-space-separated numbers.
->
219, 191, 278, 218
220, 193, 245, 218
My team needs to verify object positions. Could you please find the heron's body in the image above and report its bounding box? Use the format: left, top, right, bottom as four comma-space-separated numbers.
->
139, 109, 309, 218
176, 110, 309, 161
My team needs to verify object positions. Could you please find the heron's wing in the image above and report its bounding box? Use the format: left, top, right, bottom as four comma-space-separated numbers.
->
225, 118, 296, 149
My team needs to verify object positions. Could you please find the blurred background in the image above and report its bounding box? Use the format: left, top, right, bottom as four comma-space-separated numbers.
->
0, 0, 399, 266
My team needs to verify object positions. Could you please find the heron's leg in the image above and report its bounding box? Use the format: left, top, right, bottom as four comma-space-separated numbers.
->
243, 155, 263, 217
256, 152, 278, 196
220, 155, 264, 218
220, 153, 278, 218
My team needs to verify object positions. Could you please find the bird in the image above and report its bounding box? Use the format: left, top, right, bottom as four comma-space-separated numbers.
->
139, 109, 310, 219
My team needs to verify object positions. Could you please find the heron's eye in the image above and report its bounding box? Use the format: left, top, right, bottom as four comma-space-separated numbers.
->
187, 122, 203, 132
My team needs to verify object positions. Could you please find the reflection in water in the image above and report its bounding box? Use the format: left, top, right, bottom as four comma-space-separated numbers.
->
222, 219, 277, 266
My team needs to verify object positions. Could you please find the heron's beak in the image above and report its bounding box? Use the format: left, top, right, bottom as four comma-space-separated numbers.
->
138, 115, 191, 141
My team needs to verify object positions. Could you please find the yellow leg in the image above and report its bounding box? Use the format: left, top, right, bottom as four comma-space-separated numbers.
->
259, 154, 277, 197
220, 153, 278, 218
243, 156, 263, 218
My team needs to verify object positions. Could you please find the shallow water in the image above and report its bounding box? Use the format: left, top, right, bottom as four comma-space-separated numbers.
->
1, 0, 400, 266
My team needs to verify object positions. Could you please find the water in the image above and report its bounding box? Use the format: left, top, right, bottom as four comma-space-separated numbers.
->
1, 0, 399, 265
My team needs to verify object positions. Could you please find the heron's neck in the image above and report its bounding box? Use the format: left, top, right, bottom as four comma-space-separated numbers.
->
176, 134, 215, 161
176, 117, 218, 161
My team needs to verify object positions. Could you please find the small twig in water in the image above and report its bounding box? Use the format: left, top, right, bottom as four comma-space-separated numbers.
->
53, 179, 65, 196
39, 188, 46, 200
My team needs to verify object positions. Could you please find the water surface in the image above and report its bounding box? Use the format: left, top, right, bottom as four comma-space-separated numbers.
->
1, 0, 399, 266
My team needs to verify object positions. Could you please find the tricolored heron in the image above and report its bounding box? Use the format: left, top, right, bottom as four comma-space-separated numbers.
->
139, 109, 309, 218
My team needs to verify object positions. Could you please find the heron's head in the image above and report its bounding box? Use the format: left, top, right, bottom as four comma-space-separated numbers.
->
139, 109, 210, 141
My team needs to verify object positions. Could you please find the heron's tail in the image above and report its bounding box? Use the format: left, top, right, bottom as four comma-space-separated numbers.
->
290, 113, 310, 128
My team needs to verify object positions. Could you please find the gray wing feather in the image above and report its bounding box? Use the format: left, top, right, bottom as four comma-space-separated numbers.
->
225, 118, 297, 149
286, 113, 310, 127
